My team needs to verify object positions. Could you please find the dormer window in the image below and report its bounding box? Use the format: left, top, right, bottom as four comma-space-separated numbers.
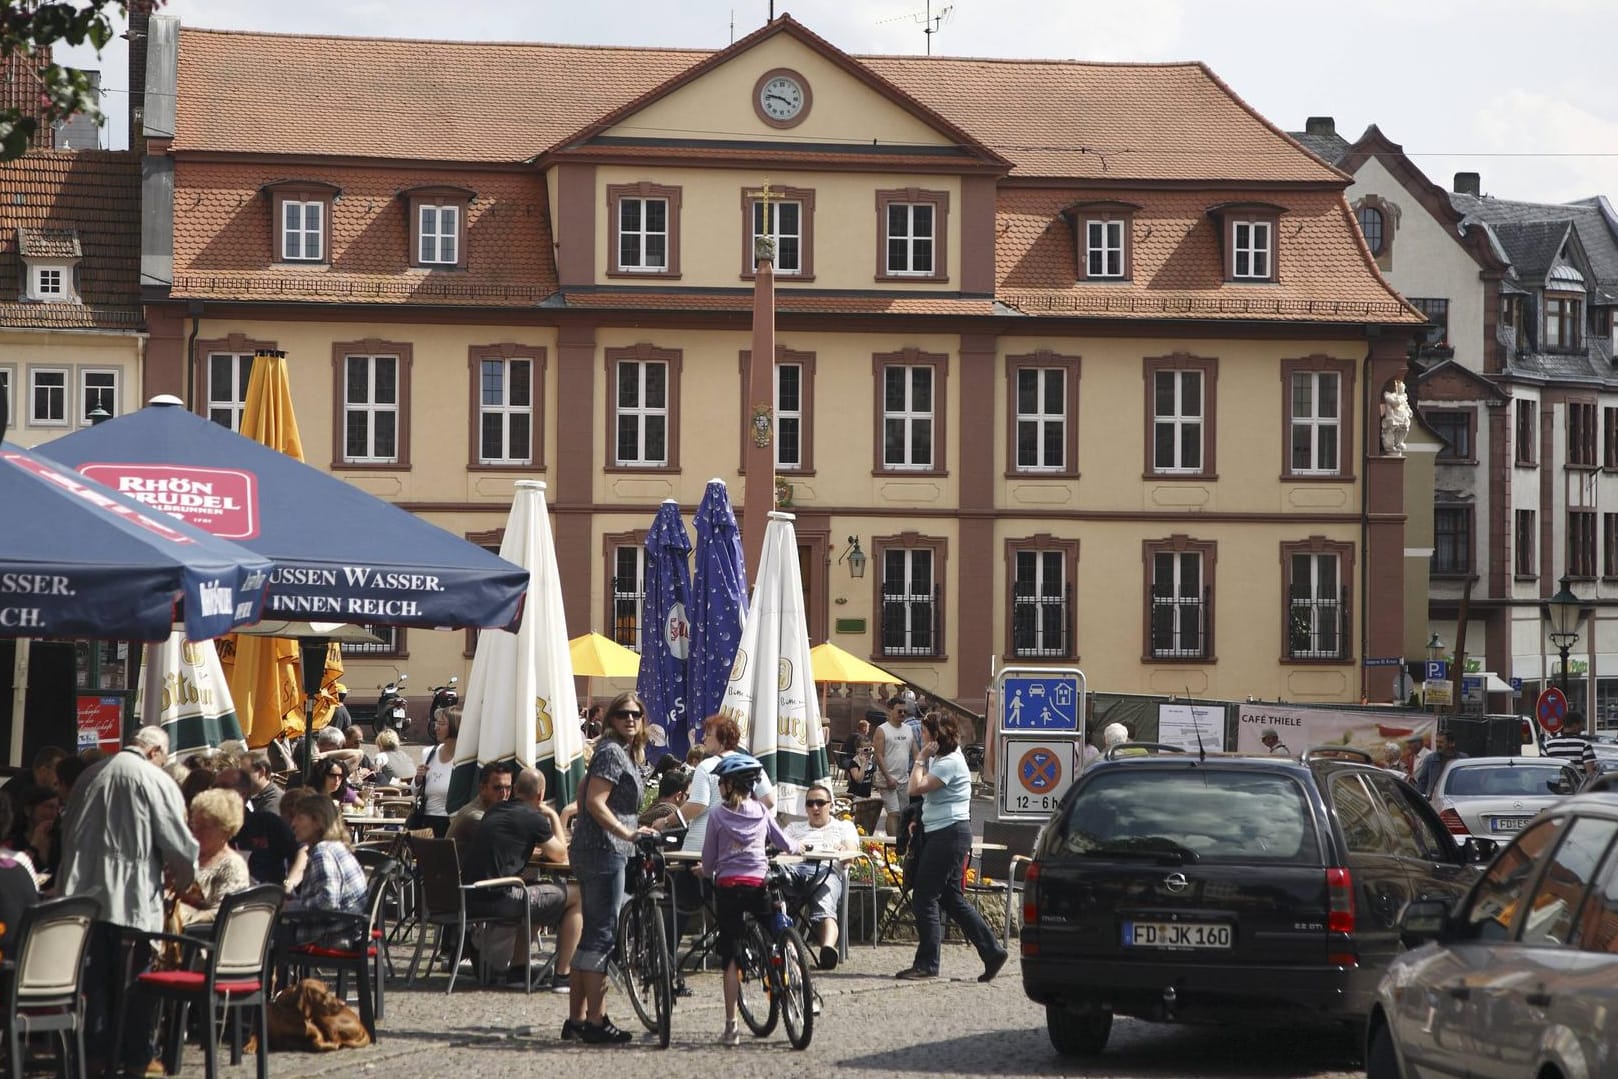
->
17, 228, 81, 303
1545, 294, 1583, 351
261, 180, 341, 265
1062, 201, 1138, 282
1232, 220, 1271, 279
1208, 203, 1284, 283
400, 185, 474, 270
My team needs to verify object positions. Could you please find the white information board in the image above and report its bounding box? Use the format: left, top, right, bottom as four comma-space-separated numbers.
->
1157, 703, 1225, 751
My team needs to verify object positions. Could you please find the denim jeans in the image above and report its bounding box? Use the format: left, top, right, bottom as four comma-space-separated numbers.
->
910, 820, 999, 974
572, 859, 626, 974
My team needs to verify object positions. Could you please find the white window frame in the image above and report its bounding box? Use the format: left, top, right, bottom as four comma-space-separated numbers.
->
882, 364, 935, 470
206, 352, 255, 432
885, 202, 935, 276
612, 545, 647, 653
618, 196, 669, 273
417, 203, 459, 266
1231, 219, 1272, 279
1152, 369, 1203, 474
478, 356, 533, 465
33, 265, 64, 299
79, 367, 119, 425
615, 359, 669, 467
881, 547, 937, 657
28, 367, 68, 427
752, 199, 802, 274
1085, 219, 1124, 278
1151, 551, 1204, 659
1012, 549, 1066, 657
1290, 371, 1341, 475
1015, 366, 1066, 472
342, 354, 399, 464
1288, 552, 1344, 660
281, 200, 324, 262
776, 361, 803, 470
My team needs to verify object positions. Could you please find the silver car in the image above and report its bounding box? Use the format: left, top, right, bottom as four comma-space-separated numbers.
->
1428, 756, 1581, 841
1368, 795, 1618, 1079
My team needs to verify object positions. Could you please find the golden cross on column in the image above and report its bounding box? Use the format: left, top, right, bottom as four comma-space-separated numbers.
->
754, 178, 776, 265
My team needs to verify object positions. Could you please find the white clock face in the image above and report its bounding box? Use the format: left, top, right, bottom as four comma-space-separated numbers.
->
759, 76, 805, 122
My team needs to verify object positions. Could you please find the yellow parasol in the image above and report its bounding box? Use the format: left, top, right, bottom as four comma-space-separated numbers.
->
568, 632, 641, 712
808, 642, 901, 685
221, 350, 345, 747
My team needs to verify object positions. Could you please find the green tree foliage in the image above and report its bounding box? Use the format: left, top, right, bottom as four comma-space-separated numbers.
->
0, 2, 148, 160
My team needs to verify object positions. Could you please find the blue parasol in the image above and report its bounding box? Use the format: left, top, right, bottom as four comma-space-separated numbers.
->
688, 479, 748, 735
635, 500, 692, 758
0, 442, 271, 641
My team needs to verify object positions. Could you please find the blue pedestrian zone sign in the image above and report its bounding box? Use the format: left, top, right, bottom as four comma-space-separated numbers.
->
1002, 675, 1081, 732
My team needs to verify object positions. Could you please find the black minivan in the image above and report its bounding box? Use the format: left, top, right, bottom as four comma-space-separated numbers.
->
1019, 747, 1490, 1057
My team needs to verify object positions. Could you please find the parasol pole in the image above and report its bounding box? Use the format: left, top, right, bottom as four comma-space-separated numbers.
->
297, 637, 330, 777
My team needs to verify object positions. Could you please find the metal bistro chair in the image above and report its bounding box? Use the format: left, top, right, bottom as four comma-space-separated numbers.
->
135, 885, 283, 1079
0, 895, 99, 1079
405, 836, 537, 994
279, 852, 399, 1041
965, 820, 1042, 945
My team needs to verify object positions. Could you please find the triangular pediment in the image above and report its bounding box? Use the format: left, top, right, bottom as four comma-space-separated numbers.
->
1412, 359, 1508, 404
544, 16, 1007, 171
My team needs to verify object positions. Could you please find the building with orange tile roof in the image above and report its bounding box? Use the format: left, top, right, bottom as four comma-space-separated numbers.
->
129, 13, 1430, 723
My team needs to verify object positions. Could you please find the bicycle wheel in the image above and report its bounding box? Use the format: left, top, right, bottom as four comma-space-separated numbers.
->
735, 916, 778, 1037
643, 901, 674, 1049
615, 897, 662, 1036
777, 927, 815, 1050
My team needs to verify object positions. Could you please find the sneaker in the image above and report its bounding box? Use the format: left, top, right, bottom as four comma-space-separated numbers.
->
894, 967, 936, 980
980, 948, 1009, 984
560, 1018, 586, 1041
719, 1023, 740, 1047
550, 971, 571, 994
579, 1017, 633, 1045
818, 944, 839, 971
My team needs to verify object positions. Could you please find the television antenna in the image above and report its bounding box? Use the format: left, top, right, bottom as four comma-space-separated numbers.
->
877, 1, 956, 55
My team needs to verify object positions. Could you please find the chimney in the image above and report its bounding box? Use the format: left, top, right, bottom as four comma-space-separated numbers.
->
1454, 172, 1481, 197
1305, 116, 1336, 137
127, 0, 156, 150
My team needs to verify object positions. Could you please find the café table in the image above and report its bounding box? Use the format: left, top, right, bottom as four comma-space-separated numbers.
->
341, 813, 403, 844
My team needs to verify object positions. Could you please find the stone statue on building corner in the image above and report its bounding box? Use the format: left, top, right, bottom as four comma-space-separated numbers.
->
1380, 378, 1412, 456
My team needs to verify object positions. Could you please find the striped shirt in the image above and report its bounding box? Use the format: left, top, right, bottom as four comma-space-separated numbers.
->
1543, 734, 1596, 770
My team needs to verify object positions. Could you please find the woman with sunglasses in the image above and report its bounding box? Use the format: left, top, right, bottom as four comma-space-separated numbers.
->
565, 691, 653, 1045
321, 759, 360, 807
782, 782, 860, 970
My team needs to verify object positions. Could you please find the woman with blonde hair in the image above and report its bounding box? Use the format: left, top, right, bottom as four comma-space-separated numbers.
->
281, 790, 367, 949
564, 691, 651, 1045
415, 706, 460, 836
178, 788, 251, 927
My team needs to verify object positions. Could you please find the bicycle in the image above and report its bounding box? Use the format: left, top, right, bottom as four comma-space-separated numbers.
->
613, 833, 674, 1048
734, 858, 816, 1050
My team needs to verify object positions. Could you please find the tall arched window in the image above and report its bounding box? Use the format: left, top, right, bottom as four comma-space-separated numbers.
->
1356, 206, 1385, 255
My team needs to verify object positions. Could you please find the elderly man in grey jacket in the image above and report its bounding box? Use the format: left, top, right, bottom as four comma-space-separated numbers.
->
60, 725, 198, 1075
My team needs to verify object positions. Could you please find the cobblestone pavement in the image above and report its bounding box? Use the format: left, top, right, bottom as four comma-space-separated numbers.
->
156, 937, 1365, 1079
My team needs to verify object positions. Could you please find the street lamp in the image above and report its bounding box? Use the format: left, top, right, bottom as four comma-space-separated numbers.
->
1545, 575, 1585, 697
1426, 633, 1445, 663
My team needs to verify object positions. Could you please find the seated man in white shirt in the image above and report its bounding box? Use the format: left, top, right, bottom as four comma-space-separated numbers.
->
782, 782, 860, 971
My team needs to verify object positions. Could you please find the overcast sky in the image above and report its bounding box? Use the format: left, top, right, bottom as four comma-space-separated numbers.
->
59, 0, 1618, 205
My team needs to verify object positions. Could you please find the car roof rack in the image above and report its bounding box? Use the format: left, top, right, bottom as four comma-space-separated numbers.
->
1298, 745, 1374, 764
1103, 741, 1189, 760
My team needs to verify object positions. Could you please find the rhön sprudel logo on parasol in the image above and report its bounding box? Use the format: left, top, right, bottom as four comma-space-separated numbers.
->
665, 602, 691, 660
79, 464, 259, 540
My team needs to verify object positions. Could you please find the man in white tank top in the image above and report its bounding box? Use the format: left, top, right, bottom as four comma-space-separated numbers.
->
873, 702, 918, 834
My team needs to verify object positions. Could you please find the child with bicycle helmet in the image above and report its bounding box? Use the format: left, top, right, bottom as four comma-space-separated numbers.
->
699, 752, 799, 1046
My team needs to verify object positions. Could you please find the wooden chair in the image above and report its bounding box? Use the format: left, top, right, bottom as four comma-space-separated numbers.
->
0, 895, 98, 1079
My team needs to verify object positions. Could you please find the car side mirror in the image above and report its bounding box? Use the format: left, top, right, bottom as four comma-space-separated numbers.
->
1460, 836, 1499, 865
1400, 898, 1452, 946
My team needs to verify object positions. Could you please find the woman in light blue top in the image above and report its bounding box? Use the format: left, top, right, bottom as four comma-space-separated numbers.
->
896, 712, 1007, 983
